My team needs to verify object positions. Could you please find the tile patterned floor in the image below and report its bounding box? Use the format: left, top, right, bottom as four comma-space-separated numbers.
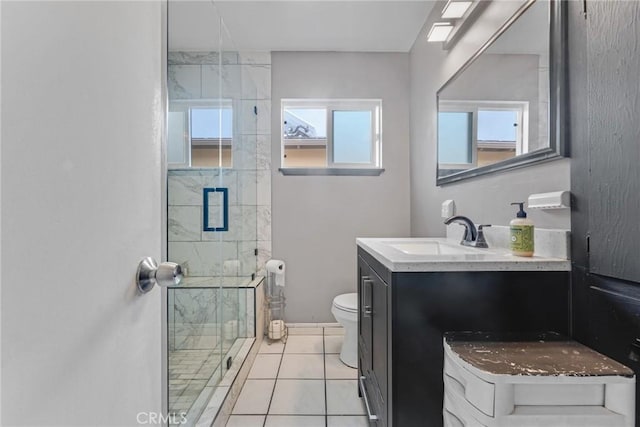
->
169, 340, 241, 416
169, 349, 221, 414
226, 328, 368, 427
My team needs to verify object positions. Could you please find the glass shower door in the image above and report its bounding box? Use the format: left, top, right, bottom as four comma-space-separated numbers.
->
166, 2, 227, 422
215, 13, 259, 382
166, 1, 258, 424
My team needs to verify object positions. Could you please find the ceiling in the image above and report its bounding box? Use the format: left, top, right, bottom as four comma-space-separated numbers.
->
169, 1, 437, 52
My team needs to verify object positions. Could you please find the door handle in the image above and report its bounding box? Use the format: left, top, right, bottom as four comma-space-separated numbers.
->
136, 257, 183, 293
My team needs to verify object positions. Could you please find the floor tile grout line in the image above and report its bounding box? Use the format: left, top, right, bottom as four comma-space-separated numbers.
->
323, 328, 328, 427
262, 340, 285, 426
231, 336, 360, 426
229, 342, 283, 423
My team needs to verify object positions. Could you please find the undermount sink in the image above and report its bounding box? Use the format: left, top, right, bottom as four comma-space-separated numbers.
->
388, 241, 477, 255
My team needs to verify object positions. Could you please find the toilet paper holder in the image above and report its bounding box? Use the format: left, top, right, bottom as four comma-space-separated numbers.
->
136, 257, 183, 293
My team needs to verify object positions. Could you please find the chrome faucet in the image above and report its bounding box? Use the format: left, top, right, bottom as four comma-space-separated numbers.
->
444, 216, 491, 248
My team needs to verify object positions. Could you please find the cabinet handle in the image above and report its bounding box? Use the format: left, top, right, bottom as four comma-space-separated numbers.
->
362, 278, 373, 317
359, 375, 379, 422
360, 275, 369, 308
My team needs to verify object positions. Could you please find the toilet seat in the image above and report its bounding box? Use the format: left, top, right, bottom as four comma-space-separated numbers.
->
333, 293, 358, 313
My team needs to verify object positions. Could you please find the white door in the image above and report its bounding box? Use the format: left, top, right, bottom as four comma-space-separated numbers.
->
1, 1, 165, 425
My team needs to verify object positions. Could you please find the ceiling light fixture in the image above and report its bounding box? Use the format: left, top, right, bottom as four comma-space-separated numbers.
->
441, 0, 473, 19
427, 23, 454, 42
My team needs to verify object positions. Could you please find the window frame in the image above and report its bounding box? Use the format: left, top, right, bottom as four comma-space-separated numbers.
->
168, 99, 234, 169
438, 100, 528, 171
280, 99, 383, 175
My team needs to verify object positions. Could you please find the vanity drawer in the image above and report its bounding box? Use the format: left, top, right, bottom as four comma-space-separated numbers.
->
443, 391, 488, 427
444, 352, 495, 417
359, 366, 386, 427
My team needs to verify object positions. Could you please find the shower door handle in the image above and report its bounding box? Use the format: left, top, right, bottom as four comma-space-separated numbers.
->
136, 257, 183, 293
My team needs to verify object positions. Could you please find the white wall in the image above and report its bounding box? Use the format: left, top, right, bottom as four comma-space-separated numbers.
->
2, 2, 163, 425
272, 52, 411, 323
410, 0, 571, 236
441, 53, 541, 151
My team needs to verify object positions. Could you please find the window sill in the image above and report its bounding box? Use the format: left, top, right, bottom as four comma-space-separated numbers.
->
279, 167, 385, 176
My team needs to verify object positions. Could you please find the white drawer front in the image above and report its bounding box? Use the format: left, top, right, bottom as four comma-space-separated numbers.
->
445, 353, 496, 417
515, 383, 605, 406
444, 391, 489, 427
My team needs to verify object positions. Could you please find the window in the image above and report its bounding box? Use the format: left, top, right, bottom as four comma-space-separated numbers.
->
168, 100, 233, 168
281, 99, 382, 173
438, 112, 473, 165
438, 101, 528, 170
477, 110, 520, 150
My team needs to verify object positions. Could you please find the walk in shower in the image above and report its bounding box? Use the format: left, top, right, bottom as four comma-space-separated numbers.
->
166, 2, 261, 424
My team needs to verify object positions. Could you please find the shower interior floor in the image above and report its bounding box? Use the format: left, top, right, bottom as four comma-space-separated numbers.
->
169, 339, 244, 417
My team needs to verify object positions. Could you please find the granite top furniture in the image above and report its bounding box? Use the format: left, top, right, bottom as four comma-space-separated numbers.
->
448, 340, 634, 377
443, 331, 636, 427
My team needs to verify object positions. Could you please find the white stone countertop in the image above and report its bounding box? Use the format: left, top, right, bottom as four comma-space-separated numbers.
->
356, 237, 571, 272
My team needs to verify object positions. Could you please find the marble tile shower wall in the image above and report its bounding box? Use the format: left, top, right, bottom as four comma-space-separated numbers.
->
167, 51, 272, 279
167, 52, 271, 350
168, 288, 254, 351
168, 169, 258, 278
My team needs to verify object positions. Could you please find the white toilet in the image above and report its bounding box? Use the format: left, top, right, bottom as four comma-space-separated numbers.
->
331, 293, 358, 368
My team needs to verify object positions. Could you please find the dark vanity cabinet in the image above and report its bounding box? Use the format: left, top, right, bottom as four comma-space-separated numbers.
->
356, 247, 570, 427
358, 252, 389, 426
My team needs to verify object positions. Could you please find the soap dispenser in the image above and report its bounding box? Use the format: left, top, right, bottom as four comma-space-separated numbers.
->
510, 202, 534, 257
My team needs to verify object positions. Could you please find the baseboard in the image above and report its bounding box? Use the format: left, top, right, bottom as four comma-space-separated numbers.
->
286, 322, 341, 328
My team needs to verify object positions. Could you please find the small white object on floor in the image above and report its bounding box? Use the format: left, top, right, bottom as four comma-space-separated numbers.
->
268, 319, 287, 340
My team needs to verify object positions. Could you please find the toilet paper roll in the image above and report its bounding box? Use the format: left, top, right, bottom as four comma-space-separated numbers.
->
266, 259, 285, 287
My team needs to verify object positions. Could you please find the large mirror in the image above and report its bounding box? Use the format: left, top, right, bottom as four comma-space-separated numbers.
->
437, 0, 566, 185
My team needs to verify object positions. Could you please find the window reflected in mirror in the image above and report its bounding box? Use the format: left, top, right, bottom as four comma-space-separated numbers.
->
437, 0, 560, 183
438, 101, 527, 173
